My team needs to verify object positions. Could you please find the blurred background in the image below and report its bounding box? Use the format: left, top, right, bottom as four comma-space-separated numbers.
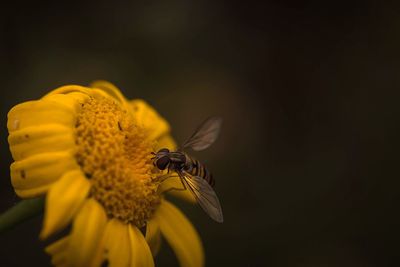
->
1, 1, 400, 266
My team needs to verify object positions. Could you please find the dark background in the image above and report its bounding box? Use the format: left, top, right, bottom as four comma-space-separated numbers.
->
1, 1, 400, 266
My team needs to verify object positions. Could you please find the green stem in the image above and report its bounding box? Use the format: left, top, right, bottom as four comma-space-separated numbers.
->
0, 197, 44, 233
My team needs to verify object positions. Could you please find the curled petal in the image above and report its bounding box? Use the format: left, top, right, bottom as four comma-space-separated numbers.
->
90, 80, 129, 107
145, 219, 162, 256
155, 134, 177, 151
129, 225, 155, 267
43, 85, 92, 98
103, 219, 131, 267
7, 99, 77, 133
8, 124, 76, 161
10, 151, 80, 198
68, 199, 107, 267
130, 99, 170, 142
154, 201, 204, 267
45, 236, 69, 267
40, 170, 91, 239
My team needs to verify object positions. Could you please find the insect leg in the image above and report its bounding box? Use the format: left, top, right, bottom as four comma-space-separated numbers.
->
155, 173, 174, 183
160, 187, 186, 194
179, 176, 187, 190
166, 176, 187, 192
156, 172, 187, 194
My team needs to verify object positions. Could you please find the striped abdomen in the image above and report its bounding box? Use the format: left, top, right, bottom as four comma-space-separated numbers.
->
184, 153, 215, 187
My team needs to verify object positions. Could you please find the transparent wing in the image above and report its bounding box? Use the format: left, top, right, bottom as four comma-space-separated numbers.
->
182, 117, 222, 151
178, 170, 223, 223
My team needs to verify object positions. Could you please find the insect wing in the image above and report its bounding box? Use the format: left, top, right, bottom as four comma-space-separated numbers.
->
179, 171, 223, 223
182, 117, 222, 151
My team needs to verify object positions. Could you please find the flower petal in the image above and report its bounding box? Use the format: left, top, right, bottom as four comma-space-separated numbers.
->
145, 219, 162, 256
45, 236, 69, 267
90, 80, 129, 106
129, 225, 155, 267
130, 99, 170, 141
8, 124, 76, 161
40, 170, 91, 239
51, 251, 68, 267
103, 219, 131, 267
41, 93, 87, 114
159, 176, 196, 203
7, 99, 77, 133
68, 198, 107, 267
156, 134, 177, 151
45, 236, 69, 256
154, 201, 204, 267
10, 151, 80, 198
43, 85, 92, 98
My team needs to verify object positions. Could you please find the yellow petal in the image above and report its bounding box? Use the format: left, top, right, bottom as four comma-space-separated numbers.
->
90, 80, 129, 106
130, 99, 170, 141
155, 134, 177, 151
8, 124, 76, 161
159, 176, 196, 203
40, 170, 91, 239
129, 225, 155, 267
145, 219, 162, 256
10, 151, 80, 198
55, 91, 90, 105
43, 85, 92, 98
51, 251, 69, 267
68, 198, 107, 267
45, 236, 69, 267
45, 236, 69, 256
154, 201, 204, 267
103, 219, 131, 267
7, 99, 77, 133
41, 93, 86, 114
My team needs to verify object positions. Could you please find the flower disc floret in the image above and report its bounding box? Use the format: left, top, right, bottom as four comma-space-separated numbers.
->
75, 94, 160, 226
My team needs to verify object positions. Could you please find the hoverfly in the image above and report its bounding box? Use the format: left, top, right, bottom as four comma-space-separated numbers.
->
152, 117, 223, 223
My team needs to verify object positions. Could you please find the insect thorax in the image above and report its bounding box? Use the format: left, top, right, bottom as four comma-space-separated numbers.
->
165, 151, 185, 169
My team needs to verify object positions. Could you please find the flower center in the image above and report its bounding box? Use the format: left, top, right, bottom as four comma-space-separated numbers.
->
74, 94, 160, 227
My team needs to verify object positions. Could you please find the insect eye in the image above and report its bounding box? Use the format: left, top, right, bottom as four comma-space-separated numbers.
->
156, 156, 170, 170
158, 148, 170, 153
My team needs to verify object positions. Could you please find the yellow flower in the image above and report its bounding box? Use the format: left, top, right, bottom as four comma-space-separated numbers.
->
7, 81, 203, 267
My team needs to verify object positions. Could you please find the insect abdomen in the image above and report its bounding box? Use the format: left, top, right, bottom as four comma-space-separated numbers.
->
184, 154, 215, 187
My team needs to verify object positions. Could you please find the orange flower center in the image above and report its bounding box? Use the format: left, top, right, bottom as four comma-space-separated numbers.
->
74, 95, 160, 226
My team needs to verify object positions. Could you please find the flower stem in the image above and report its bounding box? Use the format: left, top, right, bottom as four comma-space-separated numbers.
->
0, 198, 44, 234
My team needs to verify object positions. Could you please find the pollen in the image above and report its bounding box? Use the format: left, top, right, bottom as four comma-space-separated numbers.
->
75, 94, 160, 227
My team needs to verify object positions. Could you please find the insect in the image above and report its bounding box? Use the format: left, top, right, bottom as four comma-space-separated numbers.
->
151, 117, 223, 223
